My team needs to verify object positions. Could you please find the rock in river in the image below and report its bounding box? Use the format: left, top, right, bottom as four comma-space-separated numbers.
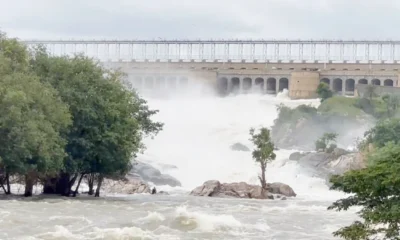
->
289, 148, 366, 184
102, 178, 151, 194
190, 180, 296, 200
230, 142, 250, 152
129, 161, 181, 187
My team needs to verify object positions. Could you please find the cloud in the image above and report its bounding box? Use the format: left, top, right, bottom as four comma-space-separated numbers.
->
1, 0, 400, 39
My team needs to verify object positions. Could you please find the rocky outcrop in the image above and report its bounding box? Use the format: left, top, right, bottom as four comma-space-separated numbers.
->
102, 178, 151, 194
190, 180, 296, 200
290, 148, 366, 183
272, 115, 370, 151
267, 182, 297, 197
230, 143, 250, 152
129, 161, 181, 187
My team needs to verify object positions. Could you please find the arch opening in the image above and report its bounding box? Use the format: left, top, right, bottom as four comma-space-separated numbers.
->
345, 79, 355, 93
255, 78, 265, 92
217, 77, 229, 94
267, 78, 277, 93
167, 76, 177, 89
333, 78, 343, 92
358, 79, 368, 85
279, 78, 289, 92
243, 78, 252, 91
384, 79, 394, 86
231, 77, 240, 93
179, 77, 188, 87
372, 79, 381, 86
144, 76, 154, 89
155, 77, 165, 89
133, 76, 143, 88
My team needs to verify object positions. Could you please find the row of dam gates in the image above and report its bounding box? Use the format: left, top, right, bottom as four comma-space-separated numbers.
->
23, 40, 400, 99
110, 61, 400, 98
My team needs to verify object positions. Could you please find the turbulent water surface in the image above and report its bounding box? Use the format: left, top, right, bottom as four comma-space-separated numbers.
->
0, 83, 358, 239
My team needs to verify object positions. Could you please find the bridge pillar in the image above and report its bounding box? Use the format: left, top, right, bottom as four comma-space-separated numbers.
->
289, 72, 320, 99
342, 81, 346, 96
276, 80, 280, 93
239, 77, 244, 93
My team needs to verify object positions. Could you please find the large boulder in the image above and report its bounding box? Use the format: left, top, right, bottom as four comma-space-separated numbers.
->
230, 143, 250, 152
130, 161, 181, 187
290, 148, 366, 183
267, 182, 297, 197
289, 152, 309, 161
102, 178, 151, 194
190, 180, 296, 199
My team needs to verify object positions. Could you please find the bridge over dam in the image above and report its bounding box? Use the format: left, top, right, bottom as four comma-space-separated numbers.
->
23, 39, 400, 99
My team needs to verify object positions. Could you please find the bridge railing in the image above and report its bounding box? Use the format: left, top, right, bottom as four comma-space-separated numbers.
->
22, 39, 400, 63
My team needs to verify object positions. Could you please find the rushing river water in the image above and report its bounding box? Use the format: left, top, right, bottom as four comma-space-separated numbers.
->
0, 83, 358, 239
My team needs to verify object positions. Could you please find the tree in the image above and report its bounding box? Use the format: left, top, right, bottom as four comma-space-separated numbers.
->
249, 127, 276, 189
316, 82, 333, 102
315, 132, 338, 153
30, 48, 163, 197
0, 35, 71, 196
328, 142, 400, 239
361, 118, 400, 150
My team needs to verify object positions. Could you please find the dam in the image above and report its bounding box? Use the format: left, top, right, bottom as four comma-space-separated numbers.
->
23, 39, 400, 98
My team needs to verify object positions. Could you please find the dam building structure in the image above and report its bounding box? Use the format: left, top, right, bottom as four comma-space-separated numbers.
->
23, 39, 400, 99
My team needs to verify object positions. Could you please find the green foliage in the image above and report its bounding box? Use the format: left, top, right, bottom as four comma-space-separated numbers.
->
0, 32, 163, 197
274, 103, 317, 126
250, 127, 276, 188
315, 132, 338, 152
318, 96, 364, 118
0, 35, 71, 184
328, 143, 400, 239
30, 48, 163, 182
316, 82, 333, 102
0, 33, 29, 72
361, 118, 400, 150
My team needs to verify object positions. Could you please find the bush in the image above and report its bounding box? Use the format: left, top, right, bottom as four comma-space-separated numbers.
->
316, 83, 333, 102
315, 132, 338, 152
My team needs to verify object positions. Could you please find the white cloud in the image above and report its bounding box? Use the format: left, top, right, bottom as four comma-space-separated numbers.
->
0, 0, 399, 39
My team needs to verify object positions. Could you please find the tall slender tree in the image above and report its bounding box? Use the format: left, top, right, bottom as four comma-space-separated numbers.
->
250, 127, 276, 189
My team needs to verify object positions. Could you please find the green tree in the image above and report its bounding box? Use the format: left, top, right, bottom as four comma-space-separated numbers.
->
316, 82, 333, 102
361, 118, 400, 149
0, 35, 71, 196
315, 132, 338, 152
0, 32, 29, 72
328, 143, 400, 239
30, 48, 163, 197
249, 127, 276, 189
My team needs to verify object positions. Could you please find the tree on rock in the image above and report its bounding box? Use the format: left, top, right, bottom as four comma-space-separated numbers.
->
249, 127, 276, 189
328, 143, 400, 239
30, 48, 163, 197
315, 132, 338, 153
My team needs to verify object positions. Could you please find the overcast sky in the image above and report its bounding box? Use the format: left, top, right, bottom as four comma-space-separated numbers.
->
1, 0, 399, 40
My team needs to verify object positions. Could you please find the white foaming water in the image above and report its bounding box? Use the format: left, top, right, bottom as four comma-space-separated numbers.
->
0, 82, 359, 240
137, 82, 342, 200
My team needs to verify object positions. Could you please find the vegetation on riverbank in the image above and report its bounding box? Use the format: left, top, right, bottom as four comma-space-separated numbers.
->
271, 92, 400, 150
0, 32, 163, 197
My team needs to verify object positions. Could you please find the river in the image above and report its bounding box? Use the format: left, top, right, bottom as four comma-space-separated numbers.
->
0, 83, 358, 239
